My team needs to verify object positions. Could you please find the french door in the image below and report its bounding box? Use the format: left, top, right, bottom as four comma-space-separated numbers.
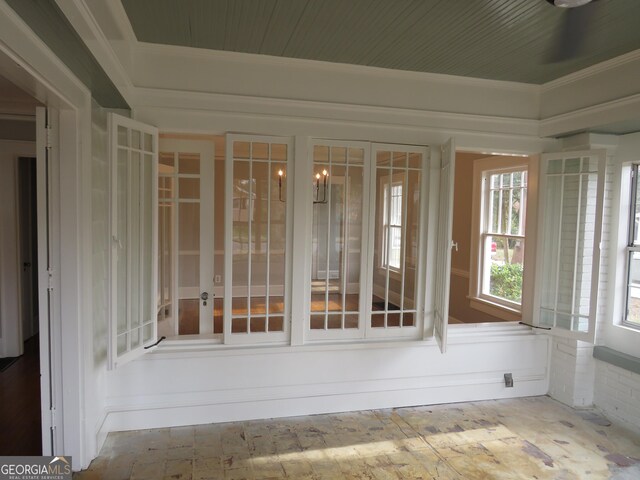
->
158, 137, 216, 337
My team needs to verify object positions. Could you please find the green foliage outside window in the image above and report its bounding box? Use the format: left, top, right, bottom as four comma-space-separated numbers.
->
490, 262, 523, 303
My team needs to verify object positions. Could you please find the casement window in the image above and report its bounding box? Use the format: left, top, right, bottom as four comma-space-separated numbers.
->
624, 164, 640, 329
307, 141, 428, 341
534, 150, 606, 342
469, 157, 532, 320
109, 114, 158, 368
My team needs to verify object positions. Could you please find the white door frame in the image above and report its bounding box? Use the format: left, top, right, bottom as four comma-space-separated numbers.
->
1, 2, 94, 468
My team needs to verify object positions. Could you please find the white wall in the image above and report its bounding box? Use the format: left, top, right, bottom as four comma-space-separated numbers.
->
0, 139, 36, 357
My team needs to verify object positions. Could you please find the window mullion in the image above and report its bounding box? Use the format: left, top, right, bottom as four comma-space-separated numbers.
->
552, 163, 566, 328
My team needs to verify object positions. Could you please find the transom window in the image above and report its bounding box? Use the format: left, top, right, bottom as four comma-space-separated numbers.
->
624, 164, 640, 329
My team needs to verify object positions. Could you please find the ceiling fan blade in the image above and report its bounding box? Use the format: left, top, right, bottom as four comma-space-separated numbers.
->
546, 1, 600, 62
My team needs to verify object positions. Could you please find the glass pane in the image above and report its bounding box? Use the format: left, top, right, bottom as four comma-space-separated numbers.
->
179, 202, 200, 251
485, 236, 524, 304
117, 126, 128, 147
371, 167, 387, 313
349, 148, 364, 164
371, 313, 385, 328
251, 163, 269, 311
377, 151, 391, 166
131, 130, 141, 150
179, 153, 200, 174
327, 315, 342, 329
627, 251, 640, 325
311, 293, 326, 312
268, 316, 284, 332
387, 312, 401, 327
143, 155, 153, 324
143, 322, 153, 343
179, 178, 200, 200
233, 141, 250, 159
564, 158, 580, 174
250, 317, 266, 332
344, 314, 358, 329
116, 148, 128, 335
402, 312, 415, 327
547, 159, 562, 174
271, 144, 287, 162
233, 297, 248, 316
392, 152, 407, 168
270, 163, 286, 313
117, 333, 127, 355
233, 161, 250, 301
331, 147, 346, 163
310, 314, 326, 330
314, 145, 329, 163
407, 152, 422, 169
403, 171, 421, 310
159, 152, 174, 168
540, 175, 562, 312
213, 298, 224, 334
179, 298, 198, 335
144, 133, 153, 152
232, 318, 248, 333
252, 143, 269, 160
328, 165, 345, 309
159, 176, 174, 199
130, 152, 141, 328
214, 156, 225, 311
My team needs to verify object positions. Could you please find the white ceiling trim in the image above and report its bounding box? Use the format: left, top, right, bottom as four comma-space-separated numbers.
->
540, 90, 640, 137
541, 48, 640, 92
134, 86, 541, 138
134, 41, 541, 94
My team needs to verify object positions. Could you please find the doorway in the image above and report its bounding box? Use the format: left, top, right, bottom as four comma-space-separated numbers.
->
0, 82, 42, 454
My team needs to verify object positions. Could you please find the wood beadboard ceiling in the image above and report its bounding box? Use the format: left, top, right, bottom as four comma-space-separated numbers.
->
121, 0, 640, 84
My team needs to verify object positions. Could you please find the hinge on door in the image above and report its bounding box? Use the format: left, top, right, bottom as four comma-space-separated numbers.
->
47, 268, 54, 291
45, 126, 53, 149
50, 407, 56, 430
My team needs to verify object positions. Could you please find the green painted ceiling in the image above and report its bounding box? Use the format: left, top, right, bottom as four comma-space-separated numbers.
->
6, 0, 128, 109
121, 0, 640, 84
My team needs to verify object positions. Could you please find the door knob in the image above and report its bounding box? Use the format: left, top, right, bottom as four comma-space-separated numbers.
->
200, 292, 209, 306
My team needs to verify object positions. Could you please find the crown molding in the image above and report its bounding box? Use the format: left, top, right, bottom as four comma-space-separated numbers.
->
540, 90, 640, 137
134, 86, 541, 138
134, 42, 540, 94
541, 48, 640, 92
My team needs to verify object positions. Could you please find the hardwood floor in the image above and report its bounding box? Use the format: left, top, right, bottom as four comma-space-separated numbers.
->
0, 334, 42, 456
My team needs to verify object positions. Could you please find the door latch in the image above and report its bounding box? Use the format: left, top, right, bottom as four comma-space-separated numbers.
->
200, 292, 209, 306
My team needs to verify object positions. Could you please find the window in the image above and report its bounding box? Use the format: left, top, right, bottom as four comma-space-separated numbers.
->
481, 169, 527, 307
535, 150, 605, 341
382, 178, 403, 270
624, 164, 640, 329
469, 156, 531, 320
109, 114, 158, 368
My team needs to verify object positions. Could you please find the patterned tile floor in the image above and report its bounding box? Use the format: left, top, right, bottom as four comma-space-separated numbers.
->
75, 396, 640, 479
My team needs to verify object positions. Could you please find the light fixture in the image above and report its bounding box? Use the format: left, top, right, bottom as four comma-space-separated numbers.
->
278, 169, 285, 202
546, 0, 593, 7
314, 169, 329, 204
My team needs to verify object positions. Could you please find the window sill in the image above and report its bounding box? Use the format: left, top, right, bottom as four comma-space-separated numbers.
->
468, 296, 522, 322
593, 346, 640, 376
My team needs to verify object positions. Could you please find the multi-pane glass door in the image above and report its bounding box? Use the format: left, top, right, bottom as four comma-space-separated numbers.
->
157, 137, 218, 337
368, 144, 426, 339
225, 134, 292, 344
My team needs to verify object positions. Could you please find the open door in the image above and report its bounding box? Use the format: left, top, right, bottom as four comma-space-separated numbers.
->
434, 138, 455, 353
109, 114, 159, 368
533, 149, 606, 343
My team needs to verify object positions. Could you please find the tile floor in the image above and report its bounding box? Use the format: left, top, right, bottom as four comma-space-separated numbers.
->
75, 396, 640, 479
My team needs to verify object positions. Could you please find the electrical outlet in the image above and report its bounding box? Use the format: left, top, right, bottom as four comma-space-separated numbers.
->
215, 275, 222, 283
504, 373, 514, 388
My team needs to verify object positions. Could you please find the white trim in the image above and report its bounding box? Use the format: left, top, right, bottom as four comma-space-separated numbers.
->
134, 42, 540, 93
541, 49, 640, 91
